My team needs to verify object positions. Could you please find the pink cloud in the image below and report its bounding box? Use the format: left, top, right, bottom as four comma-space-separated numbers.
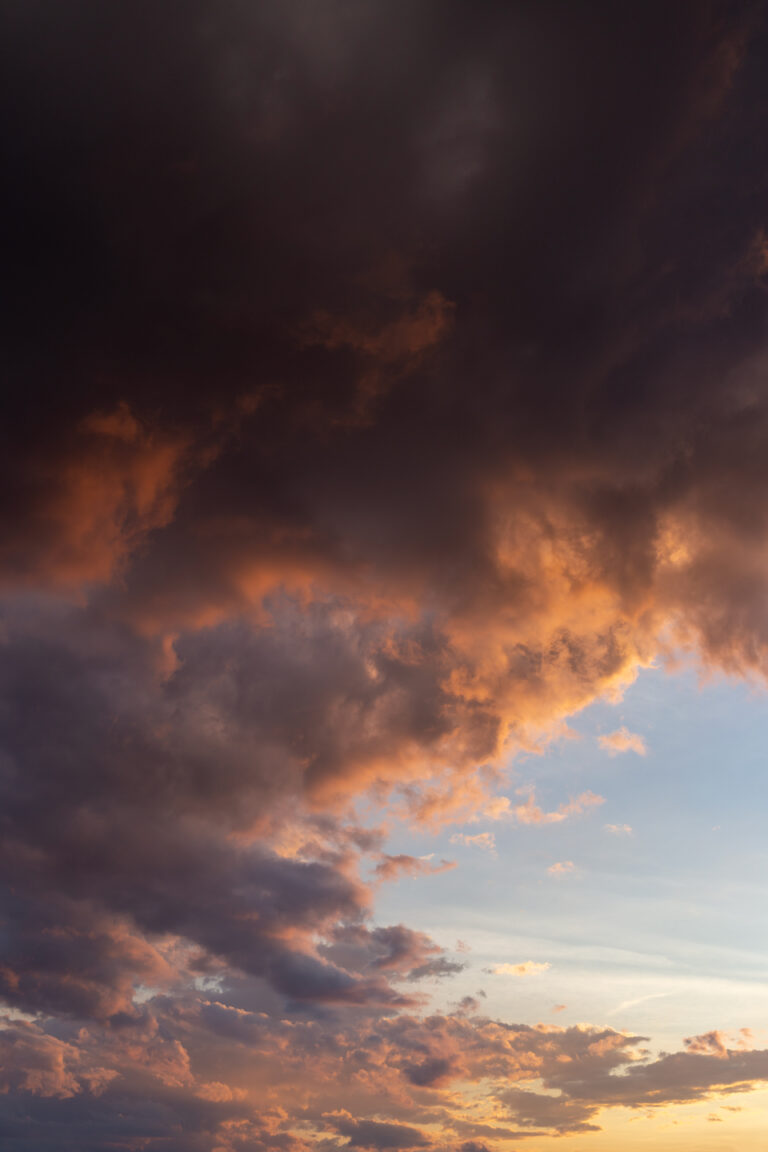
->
373, 854, 456, 882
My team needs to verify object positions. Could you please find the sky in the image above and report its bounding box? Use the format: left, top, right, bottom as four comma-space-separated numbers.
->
4, 1, 768, 1149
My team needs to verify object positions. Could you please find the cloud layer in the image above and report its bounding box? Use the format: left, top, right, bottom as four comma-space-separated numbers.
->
4, 1, 768, 1148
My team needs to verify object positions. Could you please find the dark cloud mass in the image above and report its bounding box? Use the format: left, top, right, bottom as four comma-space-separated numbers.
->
3, 1, 768, 1148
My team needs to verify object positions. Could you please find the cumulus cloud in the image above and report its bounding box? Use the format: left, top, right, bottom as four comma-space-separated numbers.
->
0, 1022, 117, 1100
547, 862, 576, 876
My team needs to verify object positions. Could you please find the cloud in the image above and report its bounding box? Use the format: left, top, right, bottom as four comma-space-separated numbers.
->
684, 1030, 731, 1058
2, 2, 768, 1149
0, 404, 192, 593
498, 1028, 768, 1133
327, 1114, 431, 1150
598, 728, 648, 756
0, 1022, 117, 1100
319, 923, 464, 985
3, 1000, 768, 1148
373, 854, 456, 882
604, 823, 633, 835
489, 962, 551, 977
449, 832, 497, 854
609, 992, 671, 1015
511, 792, 605, 826
547, 861, 576, 876
500, 1087, 601, 1134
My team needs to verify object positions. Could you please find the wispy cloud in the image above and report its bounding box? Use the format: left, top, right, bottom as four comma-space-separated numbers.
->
598, 727, 647, 756
511, 790, 604, 825
609, 992, 671, 1015
450, 832, 497, 855
489, 961, 551, 977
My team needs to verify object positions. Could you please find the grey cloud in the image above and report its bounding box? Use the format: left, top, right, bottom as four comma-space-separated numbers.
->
329, 1116, 430, 1150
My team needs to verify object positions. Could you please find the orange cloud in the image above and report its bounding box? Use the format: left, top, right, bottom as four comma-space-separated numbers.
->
512, 791, 604, 825
0, 403, 190, 592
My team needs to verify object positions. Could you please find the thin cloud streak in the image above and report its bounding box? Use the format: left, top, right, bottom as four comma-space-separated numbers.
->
609, 992, 673, 1016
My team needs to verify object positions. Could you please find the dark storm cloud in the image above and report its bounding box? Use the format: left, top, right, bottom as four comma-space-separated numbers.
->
0, 606, 391, 1017
4, 2, 768, 1149
2, 0, 767, 782
1, 0, 765, 643
0, 0, 766, 703
0, 593, 474, 1025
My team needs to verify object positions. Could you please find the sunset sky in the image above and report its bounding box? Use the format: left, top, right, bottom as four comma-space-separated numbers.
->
4, 2, 768, 1149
